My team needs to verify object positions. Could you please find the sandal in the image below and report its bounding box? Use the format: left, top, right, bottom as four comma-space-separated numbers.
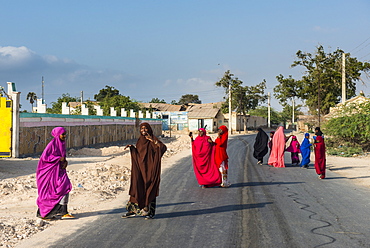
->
121, 212, 136, 218
61, 213, 75, 220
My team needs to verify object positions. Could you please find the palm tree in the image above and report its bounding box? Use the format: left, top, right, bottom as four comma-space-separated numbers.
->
26, 92, 37, 112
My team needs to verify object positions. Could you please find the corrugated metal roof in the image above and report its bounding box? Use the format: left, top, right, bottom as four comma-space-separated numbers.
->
187, 102, 223, 118
140, 103, 185, 112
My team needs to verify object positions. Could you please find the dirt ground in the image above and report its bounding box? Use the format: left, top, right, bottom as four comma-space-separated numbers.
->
0, 132, 369, 248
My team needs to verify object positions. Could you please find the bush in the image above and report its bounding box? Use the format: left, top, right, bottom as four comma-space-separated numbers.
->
324, 101, 370, 152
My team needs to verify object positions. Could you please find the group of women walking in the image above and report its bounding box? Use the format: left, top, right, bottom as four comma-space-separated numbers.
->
35, 123, 325, 221
253, 126, 326, 179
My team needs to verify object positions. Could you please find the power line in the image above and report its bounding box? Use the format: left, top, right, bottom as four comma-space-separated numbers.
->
350, 36, 370, 54
360, 51, 370, 60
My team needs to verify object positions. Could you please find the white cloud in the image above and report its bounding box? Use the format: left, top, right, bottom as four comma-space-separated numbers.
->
0, 46, 36, 68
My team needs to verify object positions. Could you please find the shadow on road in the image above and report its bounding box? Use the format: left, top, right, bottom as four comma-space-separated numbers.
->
154, 202, 273, 219
230, 181, 303, 187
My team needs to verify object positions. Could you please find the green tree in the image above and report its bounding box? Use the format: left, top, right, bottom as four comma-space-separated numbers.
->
248, 106, 282, 125
94, 85, 120, 101
215, 70, 243, 113
287, 45, 370, 115
85, 100, 97, 115
324, 101, 370, 151
279, 104, 303, 125
47, 93, 80, 114
274, 74, 302, 105
100, 95, 140, 116
150, 98, 166, 103
170, 100, 178, 105
216, 70, 267, 131
26, 92, 37, 111
178, 94, 201, 105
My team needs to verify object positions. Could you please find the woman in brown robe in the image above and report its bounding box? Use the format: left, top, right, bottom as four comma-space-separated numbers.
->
122, 122, 167, 219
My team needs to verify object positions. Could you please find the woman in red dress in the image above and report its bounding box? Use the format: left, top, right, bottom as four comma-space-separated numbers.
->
314, 133, 326, 179
214, 125, 230, 187
190, 128, 221, 188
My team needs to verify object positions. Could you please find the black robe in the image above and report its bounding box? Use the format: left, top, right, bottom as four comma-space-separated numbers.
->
253, 128, 269, 161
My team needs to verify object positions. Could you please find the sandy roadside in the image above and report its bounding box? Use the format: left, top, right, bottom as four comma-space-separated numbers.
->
0, 132, 369, 247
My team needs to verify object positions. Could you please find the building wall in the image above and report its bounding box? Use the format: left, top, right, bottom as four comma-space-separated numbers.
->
19, 113, 162, 157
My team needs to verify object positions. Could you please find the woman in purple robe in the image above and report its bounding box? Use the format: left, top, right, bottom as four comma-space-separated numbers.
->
36, 127, 75, 220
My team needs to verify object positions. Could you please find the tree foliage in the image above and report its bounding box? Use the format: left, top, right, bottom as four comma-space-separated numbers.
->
26, 92, 37, 110
275, 45, 370, 115
274, 75, 301, 106
248, 106, 282, 125
94, 85, 120, 101
47, 93, 80, 114
94, 85, 140, 116
279, 104, 304, 124
150, 98, 166, 103
100, 95, 140, 116
324, 101, 370, 152
178, 94, 201, 105
215, 70, 267, 114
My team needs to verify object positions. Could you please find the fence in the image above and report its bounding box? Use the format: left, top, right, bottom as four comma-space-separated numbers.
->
19, 113, 162, 157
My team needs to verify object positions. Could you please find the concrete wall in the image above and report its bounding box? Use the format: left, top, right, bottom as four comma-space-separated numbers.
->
19, 113, 162, 157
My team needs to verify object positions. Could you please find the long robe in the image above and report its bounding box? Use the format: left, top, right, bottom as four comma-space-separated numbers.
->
36, 127, 72, 218
214, 125, 229, 169
192, 130, 221, 187
253, 128, 269, 163
314, 135, 326, 178
300, 133, 312, 167
128, 123, 167, 210
268, 126, 286, 168
286, 136, 300, 165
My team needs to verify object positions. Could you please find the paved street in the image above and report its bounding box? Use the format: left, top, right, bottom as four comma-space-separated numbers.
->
19, 134, 370, 248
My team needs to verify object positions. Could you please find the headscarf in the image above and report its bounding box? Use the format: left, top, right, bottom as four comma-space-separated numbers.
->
253, 128, 269, 159
36, 127, 72, 217
129, 122, 167, 209
315, 127, 323, 136
214, 125, 229, 168
286, 135, 300, 153
300, 133, 312, 166
268, 126, 286, 168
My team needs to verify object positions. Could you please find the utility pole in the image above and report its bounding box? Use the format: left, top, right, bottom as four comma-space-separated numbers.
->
267, 92, 271, 128
228, 82, 232, 134
342, 52, 346, 103
80, 91, 83, 115
292, 98, 295, 130
42, 76, 44, 104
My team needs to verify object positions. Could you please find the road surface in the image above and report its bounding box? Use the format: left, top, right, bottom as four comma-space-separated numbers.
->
19, 134, 370, 247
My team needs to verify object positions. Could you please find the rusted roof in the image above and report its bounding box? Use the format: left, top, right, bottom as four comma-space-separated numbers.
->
139, 103, 185, 112
187, 102, 223, 118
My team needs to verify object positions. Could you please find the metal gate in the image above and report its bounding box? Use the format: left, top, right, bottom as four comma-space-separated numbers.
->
0, 97, 12, 157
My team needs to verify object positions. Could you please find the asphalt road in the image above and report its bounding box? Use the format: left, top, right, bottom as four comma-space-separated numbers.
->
45, 134, 370, 248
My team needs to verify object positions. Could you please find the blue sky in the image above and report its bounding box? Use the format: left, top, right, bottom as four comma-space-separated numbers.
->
1, 0, 370, 112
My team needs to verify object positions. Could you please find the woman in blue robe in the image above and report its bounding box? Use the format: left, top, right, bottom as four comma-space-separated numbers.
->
300, 133, 312, 168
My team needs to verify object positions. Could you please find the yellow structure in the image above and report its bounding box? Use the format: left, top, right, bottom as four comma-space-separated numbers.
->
0, 97, 12, 157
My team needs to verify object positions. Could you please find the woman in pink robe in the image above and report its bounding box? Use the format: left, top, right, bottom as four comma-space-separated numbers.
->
190, 128, 221, 188
285, 136, 301, 166
36, 127, 74, 220
268, 126, 288, 168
